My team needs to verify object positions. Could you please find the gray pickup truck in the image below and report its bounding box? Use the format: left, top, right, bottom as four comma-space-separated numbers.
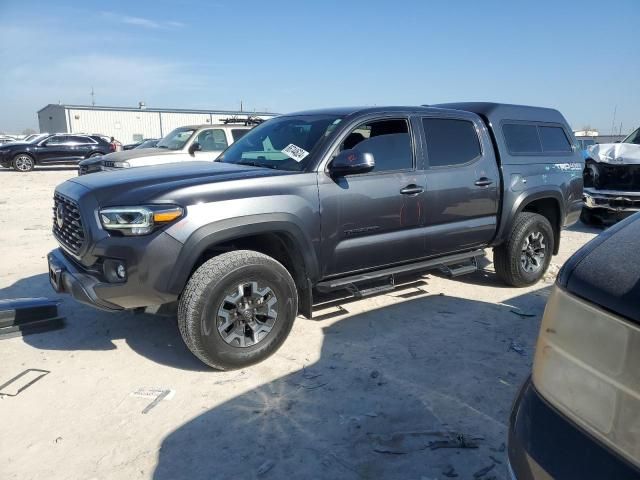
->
48, 102, 584, 369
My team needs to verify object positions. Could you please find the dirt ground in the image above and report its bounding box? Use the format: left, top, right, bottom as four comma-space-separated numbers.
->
0, 168, 601, 480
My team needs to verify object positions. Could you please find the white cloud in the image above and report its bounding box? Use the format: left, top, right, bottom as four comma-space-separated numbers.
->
101, 11, 185, 29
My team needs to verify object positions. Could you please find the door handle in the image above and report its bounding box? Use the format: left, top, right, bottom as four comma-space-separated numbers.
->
474, 177, 493, 187
400, 185, 424, 195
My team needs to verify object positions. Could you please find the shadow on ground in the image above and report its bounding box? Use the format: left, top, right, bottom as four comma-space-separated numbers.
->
0, 273, 209, 371
0, 166, 78, 173
152, 285, 550, 480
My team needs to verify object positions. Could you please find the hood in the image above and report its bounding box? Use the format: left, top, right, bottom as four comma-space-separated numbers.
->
67, 161, 291, 205
587, 143, 640, 165
0, 141, 30, 150
95, 147, 180, 162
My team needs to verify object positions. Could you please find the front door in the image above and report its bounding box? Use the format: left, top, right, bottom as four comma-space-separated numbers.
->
318, 117, 426, 277
192, 128, 229, 160
418, 115, 500, 257
38, 135, 75, 163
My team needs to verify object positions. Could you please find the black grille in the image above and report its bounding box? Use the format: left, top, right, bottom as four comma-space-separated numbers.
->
53, 193, 86, 254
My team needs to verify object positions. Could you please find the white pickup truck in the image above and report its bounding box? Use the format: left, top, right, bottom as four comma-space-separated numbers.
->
78, 123, 256, 175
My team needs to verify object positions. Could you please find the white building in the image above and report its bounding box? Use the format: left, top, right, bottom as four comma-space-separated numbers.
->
37, 104, 275, 143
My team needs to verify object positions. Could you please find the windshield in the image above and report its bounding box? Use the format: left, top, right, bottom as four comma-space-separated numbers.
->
135, 139, 158, 149
218, 115, 343, 171
156, 128, 195, 150
623, 127, 640, 145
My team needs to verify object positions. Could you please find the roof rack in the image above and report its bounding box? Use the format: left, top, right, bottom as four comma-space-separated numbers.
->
221, 115, 265, 126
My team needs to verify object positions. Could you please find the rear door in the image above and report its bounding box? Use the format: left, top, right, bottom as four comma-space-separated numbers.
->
418, 114, 500, 256
318, 116, 426, 276
67, 135, 97, 161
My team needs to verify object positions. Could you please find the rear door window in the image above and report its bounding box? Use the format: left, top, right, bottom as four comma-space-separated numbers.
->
67, 135, 94, 144
231, 129, 249, 142
503, 124, 542, 154
539, 126, 571, 152
422, 118, 481, 167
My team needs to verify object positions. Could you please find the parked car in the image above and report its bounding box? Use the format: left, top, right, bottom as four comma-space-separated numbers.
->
48, 102, 583, 369
122, 138, 159, 150
508, 212, 640, 479
0, 135, 17, 145
22, 133, 46, 142
0, 134, 114, 171
582, 126, 640, 223
78, 124, 253, 175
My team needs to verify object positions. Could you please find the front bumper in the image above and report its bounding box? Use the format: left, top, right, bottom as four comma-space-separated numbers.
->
508, 376, 639, 479
47, 228, 182, 311
583, 187, 640, 213
48, 249, 122, 311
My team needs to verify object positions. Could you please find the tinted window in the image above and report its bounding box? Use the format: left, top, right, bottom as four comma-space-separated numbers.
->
422, 118, 481, 167
341, 119, 412, 172
623, 127, 640, 145
67, 135, 93, 144
539, 126, 571, 152
45, 136, 67, 145
503, 124, 542, 154
196, 129, 228, 151
232, 129, 249, 142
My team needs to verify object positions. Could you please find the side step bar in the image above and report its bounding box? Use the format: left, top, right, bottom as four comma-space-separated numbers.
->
316, 249, 485, 292
440, 256, 479, 278
0, 298, 65, 339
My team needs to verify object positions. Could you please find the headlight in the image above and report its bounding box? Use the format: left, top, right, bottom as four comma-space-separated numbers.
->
99, 206, 183, 235
112, 161, 130, 168
533, 286, 640, 468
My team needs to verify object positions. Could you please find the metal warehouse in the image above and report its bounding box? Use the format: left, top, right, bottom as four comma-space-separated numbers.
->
37, 104, 275, 143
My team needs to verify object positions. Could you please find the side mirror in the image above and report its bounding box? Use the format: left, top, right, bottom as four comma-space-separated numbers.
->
329, 149, 375, 176
189, 142, 202, 154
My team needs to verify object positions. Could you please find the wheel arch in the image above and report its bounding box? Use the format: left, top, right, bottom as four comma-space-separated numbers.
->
500, 189, 564, 255
13, 151, 36, 163
167, 215, 319, 318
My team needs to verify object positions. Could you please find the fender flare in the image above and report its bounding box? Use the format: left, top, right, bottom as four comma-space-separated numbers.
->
497, 187, 565, 254
166, 213, 320, 295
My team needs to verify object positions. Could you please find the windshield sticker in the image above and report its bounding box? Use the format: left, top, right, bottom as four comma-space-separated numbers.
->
281, 144, 309, 162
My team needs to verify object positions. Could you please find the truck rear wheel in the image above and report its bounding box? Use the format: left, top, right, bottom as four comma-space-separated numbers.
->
493, 212, 554, 287
178, 250, 298, 370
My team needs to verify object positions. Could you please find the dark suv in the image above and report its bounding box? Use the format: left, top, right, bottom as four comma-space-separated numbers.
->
0, 134, 113, 171
48, 103, 584, 370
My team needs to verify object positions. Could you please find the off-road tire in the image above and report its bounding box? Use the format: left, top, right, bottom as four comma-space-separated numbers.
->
493, 212, 554, 287
178, 250, 298, 370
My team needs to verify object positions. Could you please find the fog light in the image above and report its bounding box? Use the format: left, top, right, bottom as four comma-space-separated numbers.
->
116, 263, 127, 279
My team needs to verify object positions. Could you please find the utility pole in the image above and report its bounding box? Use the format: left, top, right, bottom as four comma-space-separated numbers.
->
240, 100, 243, 112
90, 87, 96, 106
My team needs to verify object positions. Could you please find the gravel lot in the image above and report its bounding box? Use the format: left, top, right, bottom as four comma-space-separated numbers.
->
0, 168, 600, 480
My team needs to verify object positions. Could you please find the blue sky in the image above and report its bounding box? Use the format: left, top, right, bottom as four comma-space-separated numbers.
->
0, 0, 638, 134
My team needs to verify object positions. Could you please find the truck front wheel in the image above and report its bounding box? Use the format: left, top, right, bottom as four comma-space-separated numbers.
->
493, 212, 554, 287
178, 250, 298, 370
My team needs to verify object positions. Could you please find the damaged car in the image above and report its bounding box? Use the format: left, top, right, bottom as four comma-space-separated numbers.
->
582, 126, 640, 224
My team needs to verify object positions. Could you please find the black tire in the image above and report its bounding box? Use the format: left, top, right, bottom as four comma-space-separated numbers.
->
580, 208, 595, 225
178, 250, 298, 370
12, 153, 35, 172
89, 152, 103, 158
493, 212, 554, 287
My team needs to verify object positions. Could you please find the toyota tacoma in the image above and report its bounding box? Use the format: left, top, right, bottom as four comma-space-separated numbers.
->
48, 103, 584, 369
